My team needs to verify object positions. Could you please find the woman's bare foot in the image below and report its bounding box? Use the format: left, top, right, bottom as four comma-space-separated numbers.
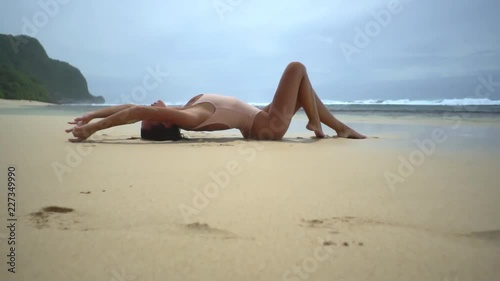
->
336, 126, 366, 139
307, 121, 325, 138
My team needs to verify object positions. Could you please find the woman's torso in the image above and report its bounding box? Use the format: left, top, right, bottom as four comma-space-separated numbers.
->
185, 94, 262, 138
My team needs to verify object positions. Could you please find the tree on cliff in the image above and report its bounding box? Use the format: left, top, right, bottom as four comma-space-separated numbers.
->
0, 34, 105, 104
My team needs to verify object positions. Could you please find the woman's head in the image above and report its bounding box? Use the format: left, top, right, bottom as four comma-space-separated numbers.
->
141, 123, 182, 141
140, 100, 182, 141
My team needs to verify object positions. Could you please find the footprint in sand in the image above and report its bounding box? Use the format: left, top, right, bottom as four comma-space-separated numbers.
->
301, 216, 500, 246
301, 216, 378, 234
461, 230, 500, 245
299, 217, 371, 247
28, 206, 90, 231
300, 216, 424, 234
181, 222, 251, 240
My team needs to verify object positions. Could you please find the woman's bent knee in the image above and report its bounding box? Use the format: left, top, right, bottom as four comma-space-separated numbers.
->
286, 61, 306, 73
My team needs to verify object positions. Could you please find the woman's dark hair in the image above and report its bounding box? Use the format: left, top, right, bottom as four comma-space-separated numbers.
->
141, 123, 182, 141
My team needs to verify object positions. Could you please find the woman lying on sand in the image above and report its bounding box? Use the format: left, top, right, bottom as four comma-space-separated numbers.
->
66, 62, 366, 142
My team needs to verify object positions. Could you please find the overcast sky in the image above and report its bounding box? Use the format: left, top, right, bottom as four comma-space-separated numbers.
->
1, 0, 499, 104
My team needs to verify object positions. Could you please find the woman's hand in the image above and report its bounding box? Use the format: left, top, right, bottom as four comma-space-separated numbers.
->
68, 113, 93, 126
65, 124, 95, 142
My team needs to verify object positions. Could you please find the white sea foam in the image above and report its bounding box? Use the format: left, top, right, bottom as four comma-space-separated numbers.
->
61, 98, 500, 107
320, 98, 500, 106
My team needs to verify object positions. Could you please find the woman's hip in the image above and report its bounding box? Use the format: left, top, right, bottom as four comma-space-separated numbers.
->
250, 111, 287, 140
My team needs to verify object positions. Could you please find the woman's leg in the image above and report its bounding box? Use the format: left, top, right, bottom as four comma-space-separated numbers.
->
310, 89, 366, 138
262, 62, 325, 139
261, 62, 366, 139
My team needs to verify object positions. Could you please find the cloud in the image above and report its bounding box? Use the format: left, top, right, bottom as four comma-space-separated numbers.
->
0, 0, 499, 103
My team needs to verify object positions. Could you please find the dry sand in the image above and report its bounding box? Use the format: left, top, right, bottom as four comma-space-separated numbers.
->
0, 103, 499, 281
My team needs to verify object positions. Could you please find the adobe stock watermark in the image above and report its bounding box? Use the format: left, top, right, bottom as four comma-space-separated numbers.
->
179, 141, 265, 223
212, 0, 244, 21
179, 105, 296, 223
9, 0, 72, 53
339, 0, 413, 63
384, 74, 499, 191
282, 236, 336, 281
51, 66, 170, 183
110, 268, 136, 281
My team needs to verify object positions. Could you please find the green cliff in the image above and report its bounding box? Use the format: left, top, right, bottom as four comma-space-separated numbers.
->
0, 34, 105, 104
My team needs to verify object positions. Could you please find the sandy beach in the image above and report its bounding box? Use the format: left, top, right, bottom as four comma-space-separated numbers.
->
0, 99, 499, 281
0, 99, 54, 108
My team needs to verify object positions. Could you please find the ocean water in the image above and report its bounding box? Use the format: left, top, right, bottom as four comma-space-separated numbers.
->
1, 98, 499, 117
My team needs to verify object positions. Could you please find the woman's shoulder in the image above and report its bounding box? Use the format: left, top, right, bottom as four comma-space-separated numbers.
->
184, 94, 204, 107
184, 93, 239, 107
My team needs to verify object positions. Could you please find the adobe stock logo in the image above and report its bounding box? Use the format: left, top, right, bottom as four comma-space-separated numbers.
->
9, 0, 72, 53
212, 0, 244, 21
52, 66, 169, 183
339, 0, 413, 63
384, 74, 499, 191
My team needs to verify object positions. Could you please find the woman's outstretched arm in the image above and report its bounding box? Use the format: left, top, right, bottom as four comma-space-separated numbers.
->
65, 106, 201, 142
69, 100, 173, 125
68, 104, 135, 126
89, 104, 136, 119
